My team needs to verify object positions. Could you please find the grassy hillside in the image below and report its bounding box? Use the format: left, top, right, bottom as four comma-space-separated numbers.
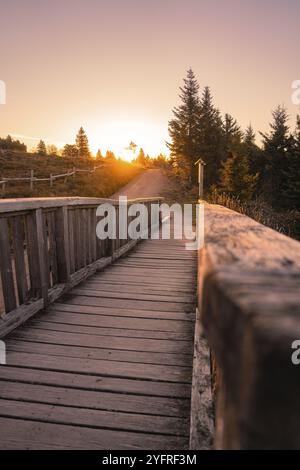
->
0, 152, 142, 198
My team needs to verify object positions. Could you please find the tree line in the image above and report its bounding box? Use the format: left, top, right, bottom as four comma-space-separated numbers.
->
168, 69, 300, 210
0, 128, 168, 168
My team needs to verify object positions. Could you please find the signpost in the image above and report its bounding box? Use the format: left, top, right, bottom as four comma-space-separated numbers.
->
195, 158, 206, 199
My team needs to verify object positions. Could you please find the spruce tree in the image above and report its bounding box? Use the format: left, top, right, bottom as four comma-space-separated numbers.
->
197, 86, 224, 188
96, 149, 103, 160
243, 124, 264, 187
168, 68, 200, 182
282, 116, 300, 209
260, 105, 293, 206
220, 151, 258, 201
36, 140, 47, 155
136, 148, 147, 166
223, 113, 243, 154
76, 127, 90, 158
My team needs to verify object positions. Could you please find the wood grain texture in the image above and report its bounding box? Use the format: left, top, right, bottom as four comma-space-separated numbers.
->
0, 230, 197, 449
200, 203, 300, 450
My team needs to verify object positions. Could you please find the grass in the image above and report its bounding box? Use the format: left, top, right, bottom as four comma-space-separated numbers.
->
0, 152, 142, 198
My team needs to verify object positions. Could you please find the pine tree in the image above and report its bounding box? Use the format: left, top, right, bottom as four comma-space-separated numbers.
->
62, 144, 78, 158
197, 86, 224, 188
96, 149, 103, 160
282, 116, 300, 209
260, 105, 293, 206
243, 124, 264, 185
223, 113, 243, 154
76, 127, 90, 158
136, 148, 147, 166
36, 140, 47, 155
167, 68, 200, 182
220, 151, 258, 201
105, 150, 116, 162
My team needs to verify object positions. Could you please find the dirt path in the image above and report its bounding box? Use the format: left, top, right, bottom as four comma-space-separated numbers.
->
113, 169, 175, 199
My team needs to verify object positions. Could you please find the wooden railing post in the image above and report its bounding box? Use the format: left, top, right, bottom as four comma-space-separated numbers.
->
30, 170, 34, 190
55, 206, 71, 283
35, 208, 49, 306
0, 217, 17, 313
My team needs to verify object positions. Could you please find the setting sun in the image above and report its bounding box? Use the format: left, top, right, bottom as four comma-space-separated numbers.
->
87, 119, 168, 160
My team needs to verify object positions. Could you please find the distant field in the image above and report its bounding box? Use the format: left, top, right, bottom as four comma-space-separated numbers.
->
0, 152, 142, 198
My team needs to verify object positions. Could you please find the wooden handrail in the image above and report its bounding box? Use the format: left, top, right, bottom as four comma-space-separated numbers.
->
0, 196, 163, 338
196, 203, 300, 449
0, 197, 164, 214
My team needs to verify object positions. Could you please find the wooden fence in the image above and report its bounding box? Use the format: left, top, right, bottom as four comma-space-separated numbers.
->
0, 164, 106, 191
0, 196, 163, 338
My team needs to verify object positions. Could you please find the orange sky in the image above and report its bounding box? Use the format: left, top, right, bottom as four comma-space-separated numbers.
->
0, 0, 299, 157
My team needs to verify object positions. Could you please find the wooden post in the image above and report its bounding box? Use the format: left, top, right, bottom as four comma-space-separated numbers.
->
50, 174, 53, 187
0, 218, 17, 313
35, 209, 49, 306
30, 170, 34, 190
55, 206, 71, 282
195, 159, 205, 199
72, 167, 76, 178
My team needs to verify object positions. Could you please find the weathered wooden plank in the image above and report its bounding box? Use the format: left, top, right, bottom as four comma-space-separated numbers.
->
84, 280, 194, 294
6, 350, 192, 382
11, 216, 28, 305
7, 338, 193, 367
0, 417, 188, 450
65, 293, 194, 313
0, 381, 190, 416
0, 217, 16, 312
68, 209, 75, 274
55, 206, 70, 283
71, 287, 195, 304
11, 327, 194, 355
0, 366, 191, 398
50, 302, 194, 321
48, 212, 58, 286
46, 307, 194, 331
0, 399, 190, 437
27, 317, 193, 340
35, 209, 48, 305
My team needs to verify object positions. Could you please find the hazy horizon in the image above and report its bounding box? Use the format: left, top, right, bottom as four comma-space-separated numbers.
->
1, 0, 300, 158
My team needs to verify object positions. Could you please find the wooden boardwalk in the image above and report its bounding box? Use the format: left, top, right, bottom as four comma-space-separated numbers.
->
0, 236, 196, 449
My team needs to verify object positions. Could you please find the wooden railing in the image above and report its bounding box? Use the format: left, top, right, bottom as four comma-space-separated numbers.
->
196, 203, 300, 449
0, 196, 163, 338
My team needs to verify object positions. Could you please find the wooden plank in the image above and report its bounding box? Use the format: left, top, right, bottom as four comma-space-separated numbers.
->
0, 417, 188, 450
11, 328, 194, 355
71, 287, 194, 304
27, 317, 193, 340
7, 338, 193, 367
64, 293, 194, 313
0, 366, 191, 398
48, 212, 58, 286
50, 302, 195, 321
35, 209, 48, 305
68, 209, 75, 274
0, 217, 16, 312
90, 208, 97, 262
55, 206, 70, 282
0, 380, 190, 416
0, 399, 189, 437
6, 350, 192, 382
84, 280, 194, 294
46, 306, 194, 331
11, 216, 28, 305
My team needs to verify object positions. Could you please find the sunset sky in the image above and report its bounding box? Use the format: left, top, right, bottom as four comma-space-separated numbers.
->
0, 0, 299, 157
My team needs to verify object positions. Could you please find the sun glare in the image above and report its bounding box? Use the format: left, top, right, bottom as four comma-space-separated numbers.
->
88, 120, 168, 161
